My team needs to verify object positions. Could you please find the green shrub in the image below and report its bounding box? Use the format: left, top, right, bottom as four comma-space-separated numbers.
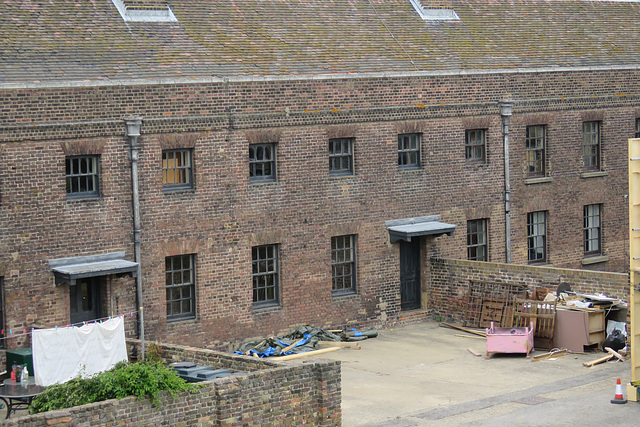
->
29, 360, 198, 414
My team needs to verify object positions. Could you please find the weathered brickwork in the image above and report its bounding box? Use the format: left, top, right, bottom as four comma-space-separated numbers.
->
428, 257, 629, 323
0, 68, 635, 348
3, 341, 341, 426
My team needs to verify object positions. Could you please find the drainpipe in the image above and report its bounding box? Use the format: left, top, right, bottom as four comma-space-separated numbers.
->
500, 101, 514, 264
126, 117, 145, 360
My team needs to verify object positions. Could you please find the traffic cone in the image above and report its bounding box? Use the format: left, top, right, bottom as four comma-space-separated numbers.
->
611, 378, 628, 404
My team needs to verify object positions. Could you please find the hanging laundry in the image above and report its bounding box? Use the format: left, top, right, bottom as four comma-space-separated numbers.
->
32, 316, 128, 386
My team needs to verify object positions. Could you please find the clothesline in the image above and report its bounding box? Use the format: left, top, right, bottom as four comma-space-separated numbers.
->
0, 311, 138, 343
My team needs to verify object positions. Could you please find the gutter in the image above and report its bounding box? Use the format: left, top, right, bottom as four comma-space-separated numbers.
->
4, 64, 640, 90
125, 117, 145, 360
500, 101, 514, 264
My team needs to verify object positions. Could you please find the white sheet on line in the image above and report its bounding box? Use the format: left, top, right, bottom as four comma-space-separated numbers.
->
32, 316, 128, 386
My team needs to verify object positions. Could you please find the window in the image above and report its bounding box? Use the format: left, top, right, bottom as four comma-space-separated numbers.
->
252, 244, 279, 306
584, 204, 602, 256
636, 118, 640, 138
162, 149, 193, 190
249, 143, 276, 182
398, 134, 420, 169
166, 255, 195, 320
583, 122, 600, 170
332, 235, 356, 294
467, 219, 488, 261
66, 155, 100, 198
465, 129, 486, 162
527, 211, 547, 263
329, 138, 354, 176
526, 125, 546, 176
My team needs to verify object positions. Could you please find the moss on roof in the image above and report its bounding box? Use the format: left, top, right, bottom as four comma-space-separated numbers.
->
2, 0, 640, 84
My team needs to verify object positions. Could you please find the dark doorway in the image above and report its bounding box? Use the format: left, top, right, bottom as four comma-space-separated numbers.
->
70, 277, 102, 324
400, 239, 421, 311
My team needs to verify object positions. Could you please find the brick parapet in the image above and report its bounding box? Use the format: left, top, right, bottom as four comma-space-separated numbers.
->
428, 257, 629, 323
3, 69, 640, 142
5, 341, 341, 426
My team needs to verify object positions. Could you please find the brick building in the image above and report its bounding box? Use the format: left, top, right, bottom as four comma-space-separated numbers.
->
0, 0, 638, 348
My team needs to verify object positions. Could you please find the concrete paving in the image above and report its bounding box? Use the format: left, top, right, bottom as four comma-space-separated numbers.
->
297, 321, 640, 426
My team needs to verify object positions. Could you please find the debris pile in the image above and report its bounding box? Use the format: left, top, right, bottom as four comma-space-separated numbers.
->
234, 325, 377, 358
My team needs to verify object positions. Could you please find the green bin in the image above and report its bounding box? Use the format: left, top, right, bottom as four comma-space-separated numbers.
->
6, 348, 34, 376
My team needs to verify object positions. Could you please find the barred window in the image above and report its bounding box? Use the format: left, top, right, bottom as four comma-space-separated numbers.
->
467, 219, 488, 261
162, 149, 193, 190
583, 122, 601, 170
526, 125, 546, 176
527, 211, 547, 263
249, 143, 276, 182
66, 155, 100, 198
584, 204, 602, 255
398, 134, 420, 169
332, 235, 356, 294
329, 138, 354, 176
252, 245, 279, 306
465, 129, 486, 162
166, 255, 195, 321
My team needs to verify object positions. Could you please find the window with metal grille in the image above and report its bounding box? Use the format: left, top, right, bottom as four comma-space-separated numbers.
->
467, 219, 488, 261
249, 143, 276, 182
332, 235, 356, 294
329, 138, 353, 176
583, 121, 600, 170
526, 125, 546, 176
162, 149, 193, 190
527, 211, 547, 263
465, 129, 486, 162
66, 155, 100, 198
252, 244, 279, 306
398, 134, 420, 169
584, 204, 602, 255
166, 255, 195, 321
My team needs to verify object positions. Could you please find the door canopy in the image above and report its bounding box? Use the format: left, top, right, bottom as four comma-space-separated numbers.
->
386, 215, 456, 243
48, 252, 138, 286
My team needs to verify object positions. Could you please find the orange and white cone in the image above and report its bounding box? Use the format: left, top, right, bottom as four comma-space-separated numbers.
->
611, 378, 627, 404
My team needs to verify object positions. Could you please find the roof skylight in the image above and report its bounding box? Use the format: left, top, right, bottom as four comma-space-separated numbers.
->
111, 0, 178, 22
409, 0, 460, 21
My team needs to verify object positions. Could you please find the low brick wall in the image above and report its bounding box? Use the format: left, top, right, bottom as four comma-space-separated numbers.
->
428, 257, 629, 323
4, 341, 341, 426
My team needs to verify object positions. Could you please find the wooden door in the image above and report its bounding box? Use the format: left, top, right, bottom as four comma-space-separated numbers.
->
400, 239, 421, 311
70, 277, 101, 324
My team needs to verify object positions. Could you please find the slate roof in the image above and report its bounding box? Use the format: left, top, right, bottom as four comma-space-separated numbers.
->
2, 0, 640, 87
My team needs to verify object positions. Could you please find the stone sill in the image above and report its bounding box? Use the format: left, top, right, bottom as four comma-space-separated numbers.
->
253, 304, 282, 315
332, 291, 359, 300
580, 170, 608, 179
582, 255, 609, 265
524, 176, 553, 185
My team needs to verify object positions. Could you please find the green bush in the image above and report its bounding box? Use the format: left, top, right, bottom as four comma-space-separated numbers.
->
29, 360, 198, 414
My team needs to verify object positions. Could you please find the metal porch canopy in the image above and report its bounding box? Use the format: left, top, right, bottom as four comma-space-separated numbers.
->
48, 251, 138, 286
386, 215, 456, 243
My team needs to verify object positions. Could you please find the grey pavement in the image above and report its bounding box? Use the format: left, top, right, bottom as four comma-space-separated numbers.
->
297, 321, 640, 426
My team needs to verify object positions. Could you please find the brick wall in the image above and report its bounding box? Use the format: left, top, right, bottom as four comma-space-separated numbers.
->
4, 341, 341, 426
427, 257, 629, 323
0, 67, 635, 348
